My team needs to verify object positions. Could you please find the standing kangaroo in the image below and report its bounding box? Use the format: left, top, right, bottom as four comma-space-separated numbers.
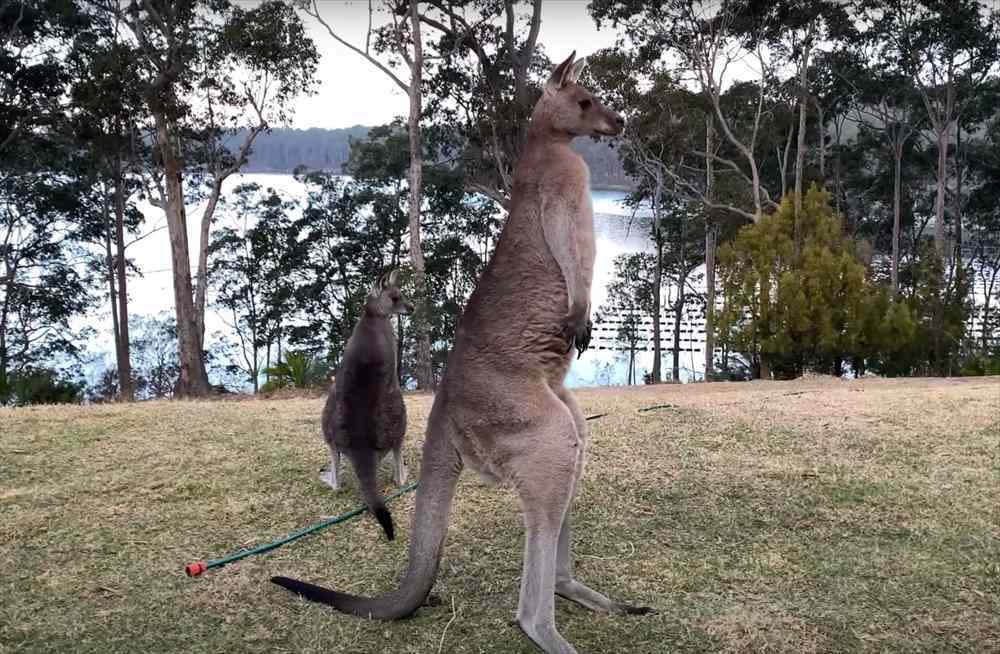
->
272, 53, 653, 653
318, 269, 413, 541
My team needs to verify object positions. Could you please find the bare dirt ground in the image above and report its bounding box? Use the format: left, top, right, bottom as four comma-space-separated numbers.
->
1, 376, 998, 653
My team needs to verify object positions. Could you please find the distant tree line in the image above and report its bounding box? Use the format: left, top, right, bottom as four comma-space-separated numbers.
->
235, 127, 633, 190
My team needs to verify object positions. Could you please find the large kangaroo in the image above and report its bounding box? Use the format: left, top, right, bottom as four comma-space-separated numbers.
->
272, 53, 653, 654
318, 269, 413, 541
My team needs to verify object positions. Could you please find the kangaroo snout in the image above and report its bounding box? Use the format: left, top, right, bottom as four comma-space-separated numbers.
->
597, 111, 625, 137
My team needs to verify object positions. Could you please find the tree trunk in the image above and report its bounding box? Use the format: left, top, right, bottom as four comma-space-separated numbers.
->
103, 188, 123, 398
816, 102, 825, 179
113, 161, 133, 401
933, 121, 950, 254
650, 173, 663, 384
704, 114, 716, 381
704, 223, 718, 381
153, 112, 209, 397
834, 118, 844, 215
793, 35, 812, 249
891, 141, 903, 294
406, 2, 433, 390
672, 292, 684, 382
954, 121, 963, 260
194, 181, 223, 343
759, 355, 771, 380
780, 120, 794, 198
628, 341, 635, 385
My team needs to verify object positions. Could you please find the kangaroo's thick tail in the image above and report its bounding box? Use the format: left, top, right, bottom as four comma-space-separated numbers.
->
349, 448, 394, 540
271, 419, 462, 620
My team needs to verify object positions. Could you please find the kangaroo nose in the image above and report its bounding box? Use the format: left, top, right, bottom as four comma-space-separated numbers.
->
615, 114, 625, 127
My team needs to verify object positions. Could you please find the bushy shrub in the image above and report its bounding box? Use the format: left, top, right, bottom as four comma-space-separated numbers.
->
1, 368, 84, 405
261, 351, 329, 392
717, 186, 914, 378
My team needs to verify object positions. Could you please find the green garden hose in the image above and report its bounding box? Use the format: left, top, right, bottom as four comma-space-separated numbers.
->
184, 481, 419, 577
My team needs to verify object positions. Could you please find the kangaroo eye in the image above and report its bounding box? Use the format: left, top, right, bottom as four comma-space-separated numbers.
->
578, 99, 592, 111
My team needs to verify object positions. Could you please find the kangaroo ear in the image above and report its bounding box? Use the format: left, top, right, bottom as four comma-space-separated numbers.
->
376, 271, 389, 291
387, 268, 400, 286
566, 57, 587, 84
546, 51, 577, 92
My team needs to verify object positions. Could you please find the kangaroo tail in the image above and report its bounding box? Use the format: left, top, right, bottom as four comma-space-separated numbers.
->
350, 448, 394, 540
271, 418, 462, 620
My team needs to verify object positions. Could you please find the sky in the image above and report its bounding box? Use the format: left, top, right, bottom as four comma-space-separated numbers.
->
291, 1, 618, 129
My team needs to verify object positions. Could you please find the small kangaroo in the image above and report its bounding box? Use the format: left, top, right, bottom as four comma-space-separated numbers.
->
272, 53, 653, 653
318, 268, 413, 541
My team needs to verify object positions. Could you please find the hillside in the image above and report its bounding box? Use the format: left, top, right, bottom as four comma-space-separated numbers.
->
235, 126, 634, 190
2, 377, 998, 653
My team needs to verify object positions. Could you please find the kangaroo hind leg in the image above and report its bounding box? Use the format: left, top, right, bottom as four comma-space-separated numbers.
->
510, 408, 581, 654
319, 447, 342, 491
552, 386, 655, 616
391, 445, 407, 486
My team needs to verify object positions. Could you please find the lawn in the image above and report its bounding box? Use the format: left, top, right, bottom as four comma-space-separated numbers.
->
2, 377, 999, 653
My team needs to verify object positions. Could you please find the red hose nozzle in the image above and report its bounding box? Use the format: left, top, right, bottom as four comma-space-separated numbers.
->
185, 561, 207, 577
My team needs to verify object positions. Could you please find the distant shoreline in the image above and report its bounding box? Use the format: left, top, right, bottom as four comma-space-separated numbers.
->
236, 169, 634, 194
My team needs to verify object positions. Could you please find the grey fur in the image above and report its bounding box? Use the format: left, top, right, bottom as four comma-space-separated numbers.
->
318, 269, 413, 540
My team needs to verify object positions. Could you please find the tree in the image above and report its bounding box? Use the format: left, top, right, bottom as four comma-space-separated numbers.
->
0, 0, 83, 155
289, 124, 499, 384
718, 186, 902, 378
588, 50, 690, 384
87, 0, 318, 397
67, 26, 149, 401
299, 0, 434, 389
592, 0, 783, 222
0, 1, 97, 399
600, 253, 654, 384
291, 157, 408, 366
842, 49, 924, 294
0, 167, 95, 401
208, 183, 297, 392
858, 0, 1000, 254
129, 313, 179, 399
747, 1, 853, 222
964, 115, 1000, 351
873, 244, 972, 376
416, 0, 544, 206
660, 200, 705, 381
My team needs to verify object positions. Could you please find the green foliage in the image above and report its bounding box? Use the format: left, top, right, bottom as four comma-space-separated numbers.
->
126, 313, 180, 400
959, 349, 1000, 376
209, 183, 298, 391
874, 245, 973, 377
1, 367, 83, 406
261, 351, 327, 392
718, 186, 913, 378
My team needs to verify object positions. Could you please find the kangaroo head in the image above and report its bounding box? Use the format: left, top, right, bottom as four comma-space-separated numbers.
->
531, 51, 624, 139
367, 269, 414, 317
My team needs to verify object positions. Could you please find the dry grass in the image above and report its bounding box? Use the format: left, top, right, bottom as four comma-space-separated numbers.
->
1, 377, 998, 653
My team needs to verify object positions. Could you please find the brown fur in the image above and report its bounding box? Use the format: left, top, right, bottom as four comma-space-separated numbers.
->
272, 53, 652, 654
